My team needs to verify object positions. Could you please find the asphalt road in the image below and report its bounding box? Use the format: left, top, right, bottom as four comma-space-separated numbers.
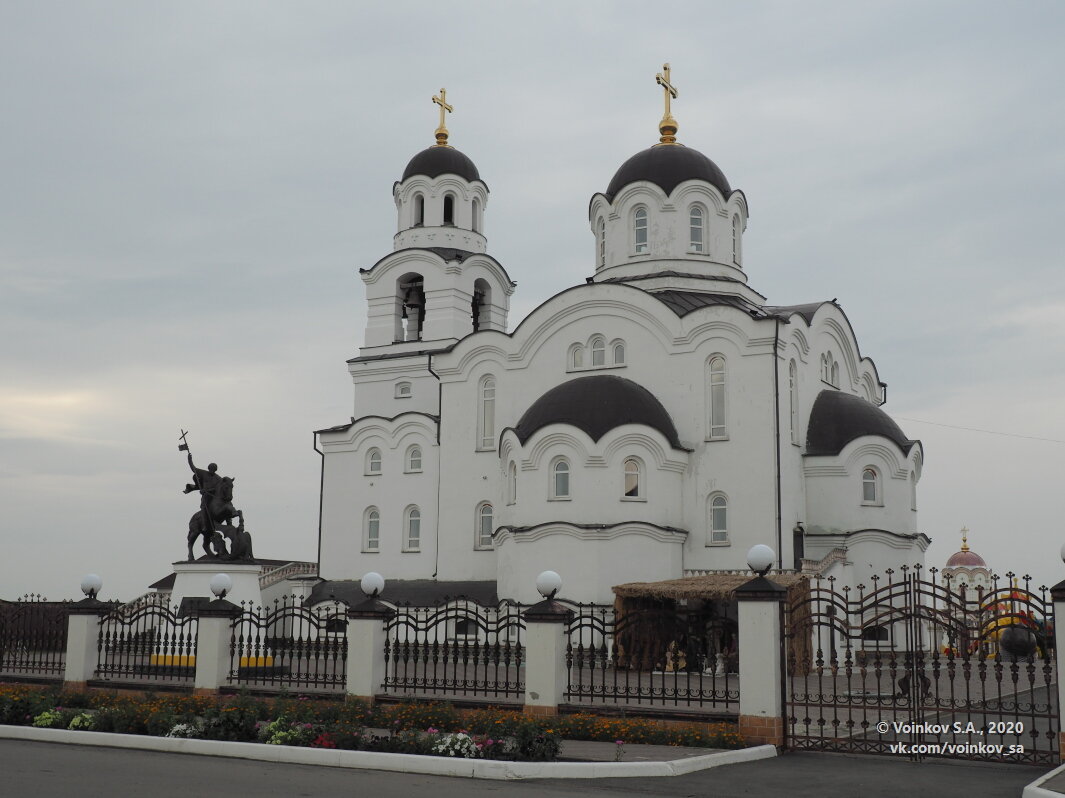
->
0, 739, 1051, 798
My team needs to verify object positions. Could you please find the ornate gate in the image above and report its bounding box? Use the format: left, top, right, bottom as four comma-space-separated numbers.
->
784, 565, 1058, 764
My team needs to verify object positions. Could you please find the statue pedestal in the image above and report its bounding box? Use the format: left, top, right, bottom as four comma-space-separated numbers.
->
170, 561, 263, 614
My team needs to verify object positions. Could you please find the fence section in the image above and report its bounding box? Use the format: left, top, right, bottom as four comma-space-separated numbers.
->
95, 595, 197, 685
383, 599, 526, 700
564, 602, 740, 711
229, 597, 347, 692
784, 565, 1058, 765
0, 596, 70, 678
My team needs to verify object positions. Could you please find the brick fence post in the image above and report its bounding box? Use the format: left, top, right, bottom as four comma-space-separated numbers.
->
735, 574, 788, 747
345, 597, 394, 704
521, 599, 573, 717
1051, 579, 1065, 760
63, 598, 109, 690
192, 599, 241, 695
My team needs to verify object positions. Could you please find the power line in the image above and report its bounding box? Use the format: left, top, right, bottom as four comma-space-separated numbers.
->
895, 417, 1065, 445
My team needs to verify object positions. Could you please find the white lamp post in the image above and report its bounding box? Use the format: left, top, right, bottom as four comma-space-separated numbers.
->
361, 572, 385, 599
80, 574, 102, 600
209, 573, 233, 600
746, 544, 775, 577
536, 570, 562, 600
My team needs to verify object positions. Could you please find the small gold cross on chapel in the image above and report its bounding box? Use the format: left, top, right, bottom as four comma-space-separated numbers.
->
433, 88, 453, 146
655, 63, 679, 144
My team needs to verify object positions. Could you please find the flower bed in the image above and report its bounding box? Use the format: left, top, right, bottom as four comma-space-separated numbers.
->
0, 683, 745, 761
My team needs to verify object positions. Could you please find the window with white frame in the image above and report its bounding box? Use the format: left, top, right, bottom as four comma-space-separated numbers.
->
472, 198, 481, 233
570, 344, 584, 370
363, 507, 380, 552
709, 494, 728, 544
443, 193, 455, 225
406, 445, 422, 473
591, 337, 606, 367
413, 193, 424, 227
395, 381, 412, 399
478, 376, 496, 449
861, 468, 880, 505
634, 207, 649, 254
551, 458, 570, 499
708, 356, 727, 439
366, 447, 382, 475
597, 218, 606, 268
476, 502, 493, 549
507, 462, 517, 505
789, 360, 799, 445
689, 206, 704, 252
732, 215, 742, 264
910, 472, 917, 511
612, 340, 626, 365
831, 361, 840, 388
404, 506, 421, 550
623, 457, 643, 499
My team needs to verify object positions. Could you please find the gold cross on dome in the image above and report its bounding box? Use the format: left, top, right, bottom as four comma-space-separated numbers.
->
433, 88, 453, 146
655, 63, 679, 144
960, 526, 969, 550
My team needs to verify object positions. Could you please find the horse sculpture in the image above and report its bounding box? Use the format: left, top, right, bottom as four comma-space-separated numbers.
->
187, 476, 245, 561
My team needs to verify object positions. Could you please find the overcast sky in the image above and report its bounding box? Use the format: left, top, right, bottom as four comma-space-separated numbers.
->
2, 1, 1064, 602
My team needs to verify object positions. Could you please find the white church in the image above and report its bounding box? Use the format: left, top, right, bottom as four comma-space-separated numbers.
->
311, 72, 928, 607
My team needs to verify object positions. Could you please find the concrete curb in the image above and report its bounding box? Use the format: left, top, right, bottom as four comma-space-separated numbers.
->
1024, 762, 1065, 798
0, 725, 776, 780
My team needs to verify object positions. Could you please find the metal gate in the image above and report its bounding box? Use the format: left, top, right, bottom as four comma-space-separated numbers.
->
784, 565, 1057, 764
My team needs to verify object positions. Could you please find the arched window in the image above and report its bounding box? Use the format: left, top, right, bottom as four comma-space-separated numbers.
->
623, 457, 642, 499
397, 274, 425, 342
708, 356, 727, 439
820, 354, 829, 383
478, 376, 496, 449
634, 207, 649, 254
443, 193, 455, 225
476, 502, 494, 549
709, 495, 728, 544
551, 458, 570, 499
395, 381, 412, 399
861, 468, 880, 505
597, 218, 606, 268
613, 342, 626, 365
366, 448, 382, 475
570, 344, 584, 369
471, 198, 481, 233
689, 207, 704, 252
591, 337, 606, 367
910, 471, 917, 511
507, 462, 517, 505
406, 445, 422, 473
732, 215, 742, 264
363, 508, 380, 552
404, 506, 421, 551
831, 361, 840, 388
413, 194, 424, 227
789, 360, 799, 445
471, 278, 491, 332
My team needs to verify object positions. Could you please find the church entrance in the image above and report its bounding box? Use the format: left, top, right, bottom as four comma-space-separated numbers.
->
782, 566, 1058, 765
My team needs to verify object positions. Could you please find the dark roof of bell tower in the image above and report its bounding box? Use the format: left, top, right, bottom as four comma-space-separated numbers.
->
401, 146, 482, 183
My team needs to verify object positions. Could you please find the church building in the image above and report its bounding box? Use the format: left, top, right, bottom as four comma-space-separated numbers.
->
313, 71, 929, 606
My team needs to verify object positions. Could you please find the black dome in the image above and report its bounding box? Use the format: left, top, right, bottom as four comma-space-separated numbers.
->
605, 144, 731, 201
806, 390, 917, 456
401, 146, 481, 183
514, 375, 682, 449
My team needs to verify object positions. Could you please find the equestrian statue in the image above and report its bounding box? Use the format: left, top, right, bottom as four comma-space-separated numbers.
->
179, 431, 254, 562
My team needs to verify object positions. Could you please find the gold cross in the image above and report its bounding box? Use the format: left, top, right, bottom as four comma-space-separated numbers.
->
655, 63, 679, 144
433, 88, 453, 146
960, 526, 969, 550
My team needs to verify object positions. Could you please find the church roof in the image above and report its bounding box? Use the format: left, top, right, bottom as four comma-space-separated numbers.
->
605, 144, 732, 201
650, 289, 770, 318
945, 549, 987, 568
514, 375, 684, 449
401, 145, 482, 183
805, 389, 918, 456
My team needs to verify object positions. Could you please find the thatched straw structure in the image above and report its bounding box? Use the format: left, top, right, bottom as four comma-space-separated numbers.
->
613, 571, 808, 601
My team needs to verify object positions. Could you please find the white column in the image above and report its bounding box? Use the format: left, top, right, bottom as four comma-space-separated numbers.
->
736, 576, 787, 746
1052, 581, 1065, 761
521, 600, 573, 716
63, 602, 107, 688
345, 601, 393, 701
193, 601, 239, 693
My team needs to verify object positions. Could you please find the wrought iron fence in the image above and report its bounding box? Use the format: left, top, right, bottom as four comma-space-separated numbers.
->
96, 594, 197, 684
0, 596, 71, 678
229, 597, 347, 692
383, 599, 526, 699
565, 602, 740, 711
785, 565, 1058, 765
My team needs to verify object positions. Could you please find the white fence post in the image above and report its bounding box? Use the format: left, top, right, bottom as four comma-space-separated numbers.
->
521, 599, 573, 717
736, 574, 788, 747
1051, 579, 1065, 761
345, 599, 394, 703
62, 599, 109, 689
192, 599, 240, 694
